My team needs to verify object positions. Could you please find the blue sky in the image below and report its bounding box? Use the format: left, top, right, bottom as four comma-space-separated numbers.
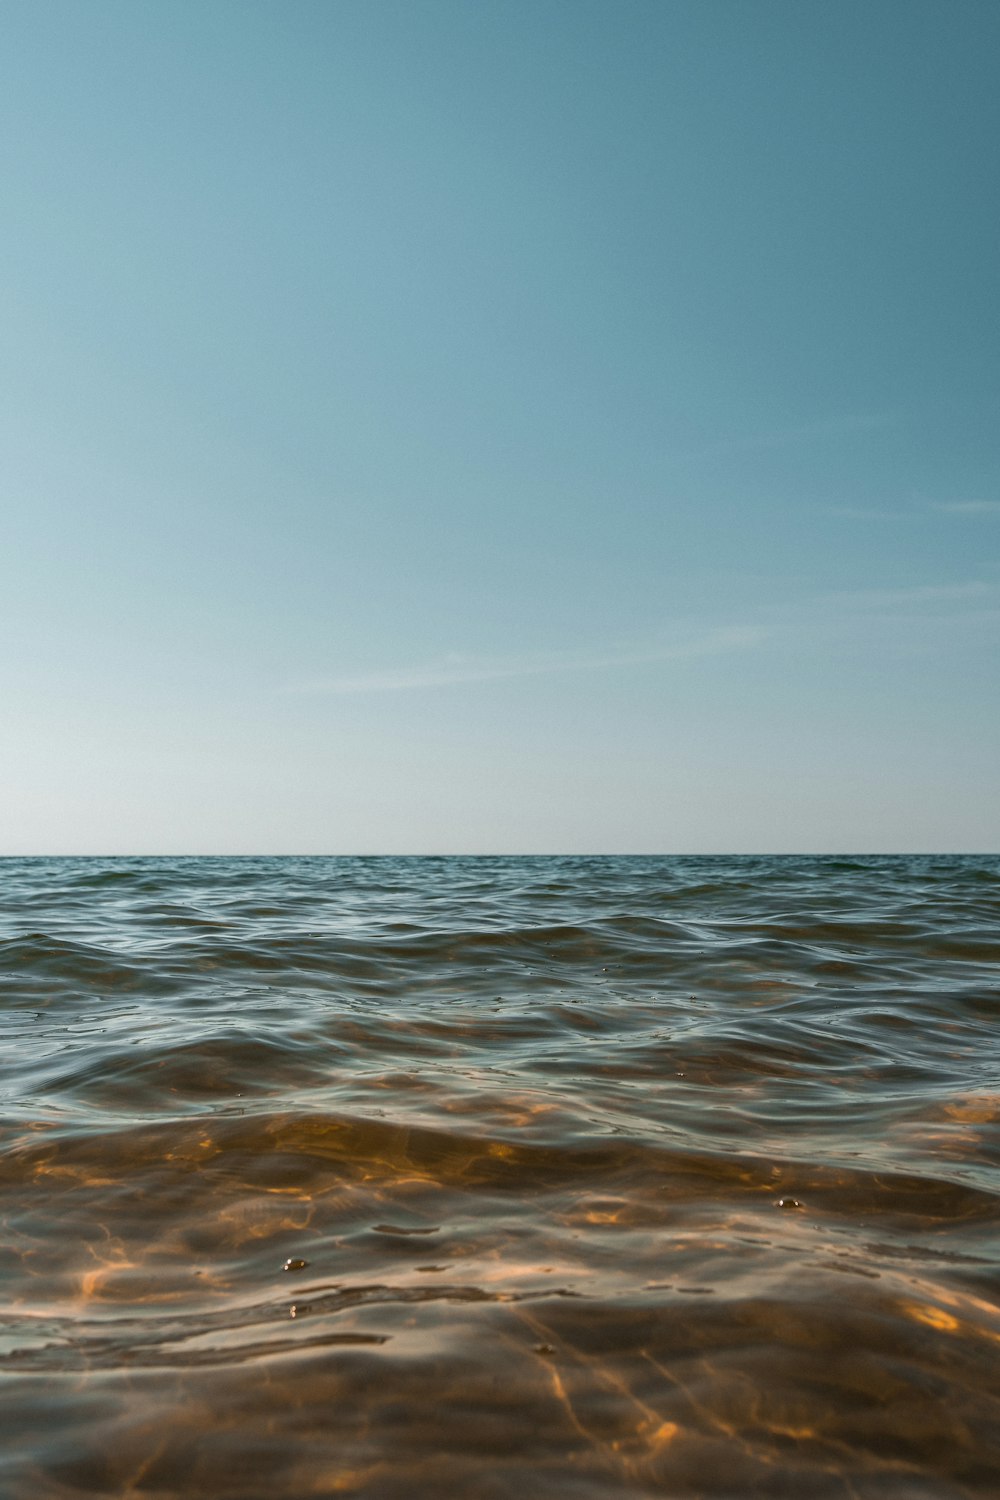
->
2, 0, 998, 852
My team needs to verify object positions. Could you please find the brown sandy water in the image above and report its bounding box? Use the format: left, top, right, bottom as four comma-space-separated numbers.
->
2, 854, 999, 1498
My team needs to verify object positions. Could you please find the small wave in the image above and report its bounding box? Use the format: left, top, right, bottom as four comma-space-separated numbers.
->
2, 854, 1000, 1497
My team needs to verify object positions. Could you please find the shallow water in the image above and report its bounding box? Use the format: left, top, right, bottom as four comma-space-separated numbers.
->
2, 854, 999, 1498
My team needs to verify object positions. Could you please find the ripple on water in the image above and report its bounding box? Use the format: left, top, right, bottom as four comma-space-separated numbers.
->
0, 854, 999, 1497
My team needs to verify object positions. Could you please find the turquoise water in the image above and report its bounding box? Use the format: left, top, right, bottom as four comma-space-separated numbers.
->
2, 855, 999, 1497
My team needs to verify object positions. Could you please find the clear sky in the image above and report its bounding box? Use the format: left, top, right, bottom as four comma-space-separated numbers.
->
2, 0, 998, 853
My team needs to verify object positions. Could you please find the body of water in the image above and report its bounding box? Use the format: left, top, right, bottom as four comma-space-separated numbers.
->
2, 854, 999, 1497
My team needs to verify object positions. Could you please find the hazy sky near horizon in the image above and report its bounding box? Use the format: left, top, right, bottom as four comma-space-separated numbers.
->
2, 0, 998, 853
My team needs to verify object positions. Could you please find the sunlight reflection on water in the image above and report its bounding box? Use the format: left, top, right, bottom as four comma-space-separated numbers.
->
1, 854, 999, 1496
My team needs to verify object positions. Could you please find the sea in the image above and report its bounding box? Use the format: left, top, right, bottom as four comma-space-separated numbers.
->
2, 854, 999, 1499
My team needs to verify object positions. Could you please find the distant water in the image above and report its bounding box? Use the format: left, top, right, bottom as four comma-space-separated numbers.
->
2, 855, 1000, 1498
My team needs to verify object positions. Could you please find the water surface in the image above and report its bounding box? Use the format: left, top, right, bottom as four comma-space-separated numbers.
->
2, 855, 999, 1497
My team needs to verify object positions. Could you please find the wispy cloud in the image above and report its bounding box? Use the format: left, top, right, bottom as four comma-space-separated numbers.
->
821, 504, 912, 521
818, 581, 993, 611
690, 412, 893, 458
820, 499, 999, 522
931, 500, 1000, 516
290, 626, 765, 696
744, 582, 1000, 662
287, 583, 996, 698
